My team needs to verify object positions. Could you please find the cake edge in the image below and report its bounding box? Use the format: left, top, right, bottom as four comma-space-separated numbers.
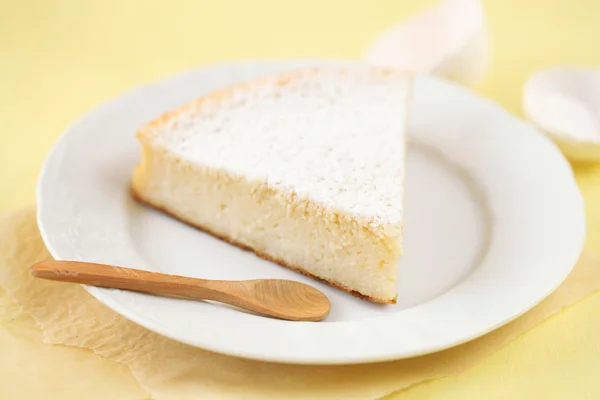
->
131, 185, 398, 305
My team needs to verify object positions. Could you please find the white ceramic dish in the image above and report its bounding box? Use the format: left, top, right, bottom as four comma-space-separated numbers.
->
524, 66, 600, 162
37, 60, 585, 364
365, 0, 489, 87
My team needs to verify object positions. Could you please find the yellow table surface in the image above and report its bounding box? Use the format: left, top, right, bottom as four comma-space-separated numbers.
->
1, 0, 599, 398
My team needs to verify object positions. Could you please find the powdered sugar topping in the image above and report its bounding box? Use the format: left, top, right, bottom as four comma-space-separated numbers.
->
149, 68, 409, 224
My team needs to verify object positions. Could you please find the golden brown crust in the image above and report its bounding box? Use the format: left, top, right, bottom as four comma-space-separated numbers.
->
131, 186, 397, 305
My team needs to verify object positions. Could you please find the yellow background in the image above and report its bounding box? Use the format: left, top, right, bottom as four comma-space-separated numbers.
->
1, 0, 599, 398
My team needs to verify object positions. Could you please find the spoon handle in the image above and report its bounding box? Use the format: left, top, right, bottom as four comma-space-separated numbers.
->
31, 260, 229, 300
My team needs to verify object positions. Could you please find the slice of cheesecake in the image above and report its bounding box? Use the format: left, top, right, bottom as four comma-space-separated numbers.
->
132, 67, 410, 303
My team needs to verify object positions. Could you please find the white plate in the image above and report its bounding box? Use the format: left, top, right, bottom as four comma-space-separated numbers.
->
37, 60, 585, 364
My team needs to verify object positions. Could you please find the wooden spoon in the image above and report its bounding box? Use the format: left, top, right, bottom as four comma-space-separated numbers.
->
30, 260, 330, 322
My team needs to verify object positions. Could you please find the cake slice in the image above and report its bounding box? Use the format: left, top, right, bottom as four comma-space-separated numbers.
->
132, 67, 410, 303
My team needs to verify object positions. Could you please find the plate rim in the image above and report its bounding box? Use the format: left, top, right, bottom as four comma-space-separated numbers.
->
36, 60, 586, 364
